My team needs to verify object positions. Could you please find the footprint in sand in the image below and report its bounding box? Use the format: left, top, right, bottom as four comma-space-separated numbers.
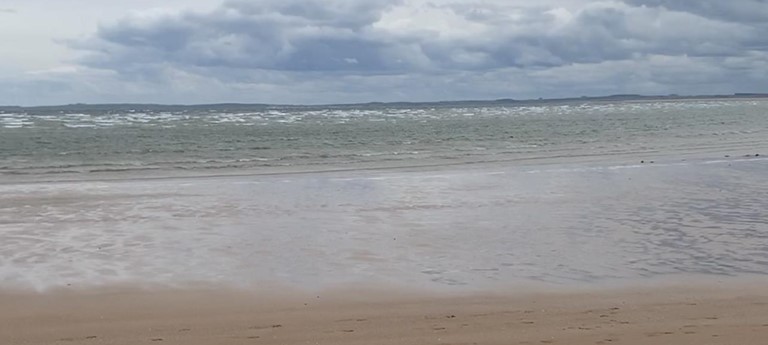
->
335, 318, 368, 322
250, 324, 283, 330
59, 336, 98, 342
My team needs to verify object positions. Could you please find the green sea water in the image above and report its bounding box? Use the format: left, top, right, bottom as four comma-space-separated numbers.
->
1, 99, 766, 180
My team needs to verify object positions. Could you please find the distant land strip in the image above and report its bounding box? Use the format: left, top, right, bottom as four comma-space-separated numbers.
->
2, 93, 768, 113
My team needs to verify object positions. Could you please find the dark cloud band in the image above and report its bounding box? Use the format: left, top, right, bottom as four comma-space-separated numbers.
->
7, 0, 766, 105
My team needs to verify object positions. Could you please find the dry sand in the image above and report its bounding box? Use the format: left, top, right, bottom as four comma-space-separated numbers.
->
2, 283, 768, 345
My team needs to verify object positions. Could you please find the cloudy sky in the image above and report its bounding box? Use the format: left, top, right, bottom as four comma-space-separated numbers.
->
1, 0, 767, 105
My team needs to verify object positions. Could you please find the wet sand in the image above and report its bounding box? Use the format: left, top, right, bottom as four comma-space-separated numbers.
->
2, 156, 767, 290
2, 157, 767, 344
2, 283, 768, 345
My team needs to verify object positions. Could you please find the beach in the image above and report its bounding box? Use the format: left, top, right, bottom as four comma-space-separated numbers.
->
2, 156, 768, 344
2, 155, 767, 290
4, 0, 768, 340
2, 100, 768, 344
3, 282, 768, 345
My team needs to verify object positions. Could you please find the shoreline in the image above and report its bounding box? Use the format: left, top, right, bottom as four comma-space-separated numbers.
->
2, 146, 766, 186
3, 281, 768, 344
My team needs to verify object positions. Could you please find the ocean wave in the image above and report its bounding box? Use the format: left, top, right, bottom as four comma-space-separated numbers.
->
1, 100, 757, 130
1, 100, 767, 181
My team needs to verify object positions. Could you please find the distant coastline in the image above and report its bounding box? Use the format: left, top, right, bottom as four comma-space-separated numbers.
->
2, 93, 767, 113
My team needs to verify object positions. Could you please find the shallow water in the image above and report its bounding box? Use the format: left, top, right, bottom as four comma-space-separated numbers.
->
1, 156, 766, 291
2, 100, 767, 181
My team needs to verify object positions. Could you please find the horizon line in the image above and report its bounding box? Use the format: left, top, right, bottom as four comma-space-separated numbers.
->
2, 92, 767, 109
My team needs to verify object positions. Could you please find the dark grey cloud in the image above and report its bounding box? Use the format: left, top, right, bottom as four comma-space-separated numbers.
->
13, 0, 762, 105
625, 0, 768, 23
625, 0, 768, 51
5, 50, 767, 106
73, 1, 767, 76
74, 0, 410, 76
0, 8, 17, 13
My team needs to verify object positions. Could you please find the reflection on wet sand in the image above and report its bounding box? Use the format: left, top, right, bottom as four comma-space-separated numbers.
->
0, 157, 766, 291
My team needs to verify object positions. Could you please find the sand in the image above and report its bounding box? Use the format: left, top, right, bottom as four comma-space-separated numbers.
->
2, 283, 768, 345
2, 158, 767, 345
4, 158, 768, 290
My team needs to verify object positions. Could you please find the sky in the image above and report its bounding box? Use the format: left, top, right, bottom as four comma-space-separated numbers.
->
1, 0, 767, 105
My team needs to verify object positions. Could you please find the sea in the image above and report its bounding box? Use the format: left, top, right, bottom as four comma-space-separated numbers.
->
1, 99, 767, 291
2, 99, 767, 181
